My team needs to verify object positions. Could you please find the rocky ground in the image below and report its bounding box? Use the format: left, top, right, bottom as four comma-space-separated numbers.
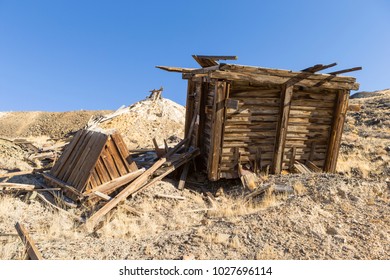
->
0, 90, 389, 260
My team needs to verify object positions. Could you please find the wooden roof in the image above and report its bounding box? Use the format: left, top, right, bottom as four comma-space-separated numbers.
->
156, 55, 361, 90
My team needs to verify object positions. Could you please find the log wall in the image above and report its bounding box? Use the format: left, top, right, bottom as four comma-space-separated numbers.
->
186, 75, 351, 180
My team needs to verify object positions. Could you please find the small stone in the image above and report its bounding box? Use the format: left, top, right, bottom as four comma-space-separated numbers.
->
334, 235, 346, 243
326, 227, 338, 235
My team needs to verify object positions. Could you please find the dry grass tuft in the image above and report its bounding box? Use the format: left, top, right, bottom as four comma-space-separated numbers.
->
229, 236, 241, 249
292, 181, 306, 195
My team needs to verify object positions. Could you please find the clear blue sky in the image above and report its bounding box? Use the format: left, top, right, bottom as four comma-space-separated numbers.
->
1, 0, 389, 111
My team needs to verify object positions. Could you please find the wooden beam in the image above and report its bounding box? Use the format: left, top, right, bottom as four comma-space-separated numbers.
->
155, 194, 186, 200
289, 147, 297, 171
272, 85, 294, 174
209, 70, 359, 90
85, 168, 145, 197
208, 81, 227, 180
41, 172, 84, 200
284, 63, 337, 87
86, 139, 190, 230
0, 183, 36, 191
0, 170, 33, 178
219, 64, 357, 84
313, 67, 362, 87
184, 80, 195, 139
155, 66, 195, 73
178, 162, 190, 190
93, 191, 112, 201
15, 222, 43, 260
324, 90, 350, 172
328, 66, 362, 75
194, 55, 238, 61
190, 65, 220, 74
192, 55, 219, 67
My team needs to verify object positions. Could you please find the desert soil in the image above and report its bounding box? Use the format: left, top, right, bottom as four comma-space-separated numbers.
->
0, 90, 389, 260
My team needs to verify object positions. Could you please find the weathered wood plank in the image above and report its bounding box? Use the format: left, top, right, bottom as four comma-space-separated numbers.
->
50, 130, 83, 177
208, 81, 227, 180
85, 168, 145, 197
55, 130, 90, 181
219, 64, 358, 84
324, 90, 350, 172
209, 69, 359, 90
110, 133, 138, 172
15, 222, 43, 260
272, 85, 293, 173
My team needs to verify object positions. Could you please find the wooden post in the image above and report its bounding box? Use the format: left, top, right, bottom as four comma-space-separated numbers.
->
272, 85, 294, 174
184, 80, 195, 139
289, 147, 296, 171
208, 81, 227, 180
324, 90, 350, 172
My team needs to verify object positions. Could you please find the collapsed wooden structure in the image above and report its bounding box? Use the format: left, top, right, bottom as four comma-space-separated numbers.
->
157, 55, 361, 180
43, 128, 199, 229
43, 129, 142, 202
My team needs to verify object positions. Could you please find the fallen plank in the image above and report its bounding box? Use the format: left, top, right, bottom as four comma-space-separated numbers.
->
132, 148, 200, 197
85, 168, 145, 197
93, 191, 112, 201
0, 170, 34, 179
178, 163, 190, 190
155, 194, 186, 200
41, 172, 84, 200
293, 161, 312, 174
0, 183, 36, 191
15, 222, 43, 260
36, 193, 84, 223
86, 142, 195, 230
85, 157, 168, 230
306, 160, 323, 172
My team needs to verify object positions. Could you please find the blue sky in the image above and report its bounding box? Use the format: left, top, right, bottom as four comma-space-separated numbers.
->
0, 0, 389, 111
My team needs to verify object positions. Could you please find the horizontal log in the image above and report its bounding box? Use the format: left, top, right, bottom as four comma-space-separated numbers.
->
293, 91, 337, 101
233, 97, 281, 105
290, 105, 334, 112
289, 111, 333, 118
223, 131, 277, 138
288, 117, 333, 125
291, 99, 335, 108
222, 138, 276, 144
225, 128, 277, 134
225, 123, 277, 130
226, 115, 278, 122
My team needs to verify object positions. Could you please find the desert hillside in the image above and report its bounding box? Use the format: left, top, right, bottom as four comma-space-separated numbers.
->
0, 90, 389, 260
